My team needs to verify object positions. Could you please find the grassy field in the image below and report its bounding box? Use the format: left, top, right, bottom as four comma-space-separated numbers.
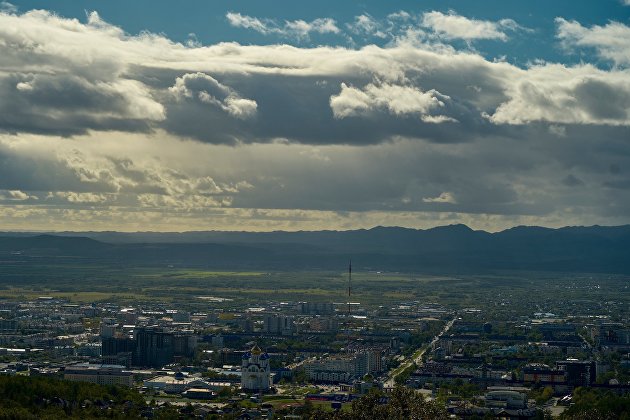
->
0, 264, 457, 309
0, 288, 158, 303
0, 261, 627, 320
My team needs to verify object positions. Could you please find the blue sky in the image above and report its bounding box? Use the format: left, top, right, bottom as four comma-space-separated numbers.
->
1, 1, 630, 231
8, 0, 630, 66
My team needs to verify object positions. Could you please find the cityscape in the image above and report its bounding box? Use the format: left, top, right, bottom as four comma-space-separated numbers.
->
1, 0, 630, 418
0, 253, 628, 418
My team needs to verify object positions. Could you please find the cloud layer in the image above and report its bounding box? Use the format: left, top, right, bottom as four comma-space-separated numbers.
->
0, 9, 630, 231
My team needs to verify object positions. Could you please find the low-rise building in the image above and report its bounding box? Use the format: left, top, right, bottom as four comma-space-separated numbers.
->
522, 363, 565, 384
64, 364, 133, 387
144, 374, 219, 394
484, 390, 527, 409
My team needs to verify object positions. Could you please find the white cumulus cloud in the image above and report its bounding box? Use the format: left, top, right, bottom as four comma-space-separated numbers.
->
489, 64, 630, 126
3, 190, 32, 200
226, 12, 272, 34
330, 82, 450, 120
226, 12, 339, 39
420, 10, 520, 41
169, 72, 257, 119
556, 17, 630, 67
423, 192, 457, 204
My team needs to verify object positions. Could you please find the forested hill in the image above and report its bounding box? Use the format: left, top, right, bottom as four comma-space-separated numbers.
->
1, 224, 630, 273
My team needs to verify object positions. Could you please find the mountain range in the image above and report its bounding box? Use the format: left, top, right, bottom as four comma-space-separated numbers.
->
1, 224, 629, 274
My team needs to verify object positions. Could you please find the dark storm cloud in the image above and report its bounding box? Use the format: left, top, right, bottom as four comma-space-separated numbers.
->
562, 174, 584, 187
0, 73, 160, 136
161, 72, 493, 145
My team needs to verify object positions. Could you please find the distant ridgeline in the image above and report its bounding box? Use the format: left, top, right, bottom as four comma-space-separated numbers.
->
1, 224, 630, 273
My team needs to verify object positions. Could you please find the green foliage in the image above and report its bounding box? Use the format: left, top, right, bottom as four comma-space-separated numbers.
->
596, 357, 630, 385
308, 386, 448, 420
394, 362, 416, 385
560, 388, 630, 420
293, 369, 308, 384
0, 375, 146, 418
217, 386, 233, 398
529, 385, 554, 405
438, 379, 482, 399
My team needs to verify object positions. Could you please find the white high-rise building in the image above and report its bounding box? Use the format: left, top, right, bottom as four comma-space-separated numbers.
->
241, 344, 271, 392
303, 349, 384, 383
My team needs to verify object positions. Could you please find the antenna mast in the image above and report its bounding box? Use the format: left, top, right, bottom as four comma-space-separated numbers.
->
347, 259, 352, 352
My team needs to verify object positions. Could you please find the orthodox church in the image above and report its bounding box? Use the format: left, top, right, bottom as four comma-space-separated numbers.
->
241, 344, 271, 392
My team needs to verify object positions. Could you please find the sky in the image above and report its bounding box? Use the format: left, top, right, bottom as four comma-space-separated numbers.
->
0, 1, 630, 232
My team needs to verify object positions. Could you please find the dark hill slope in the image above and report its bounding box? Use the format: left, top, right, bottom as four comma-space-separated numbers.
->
1, 224, 629, 273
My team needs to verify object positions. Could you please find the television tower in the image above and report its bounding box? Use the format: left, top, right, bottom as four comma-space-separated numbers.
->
347, 259, 352, 316
347, 259, 352, 352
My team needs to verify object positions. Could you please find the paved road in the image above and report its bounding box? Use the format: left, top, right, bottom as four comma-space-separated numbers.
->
286, 356, 317, 371
383, 316, 456, 388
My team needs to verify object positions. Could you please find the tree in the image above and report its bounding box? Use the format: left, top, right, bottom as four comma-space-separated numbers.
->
217, 386, 233, 398
536, 386, 553, 405
560, 388, 630, 420
309, 386, 448, 420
